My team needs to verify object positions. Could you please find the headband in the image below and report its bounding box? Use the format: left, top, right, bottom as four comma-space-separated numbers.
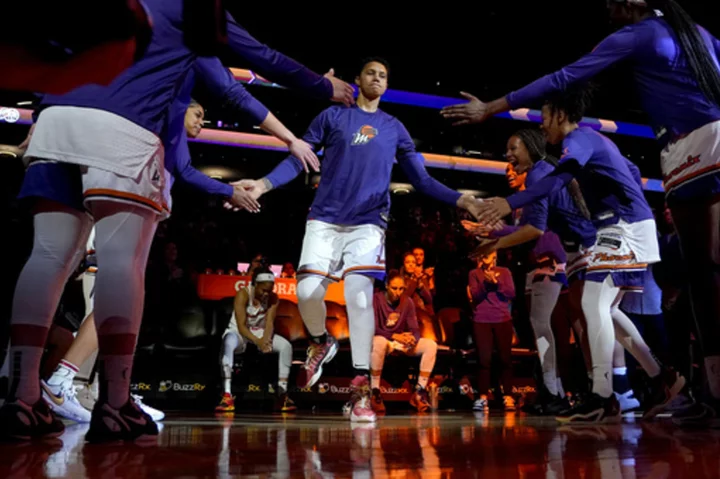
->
255, 273, 275, 283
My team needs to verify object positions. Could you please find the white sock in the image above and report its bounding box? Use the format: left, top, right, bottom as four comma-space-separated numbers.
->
278, 379, 288, 393
613, 367, 627, 376
343, 275, 375, 370
47, 360, 79, 389
223, 378, 232, 395
705, 355, 720, 400
582, 277, 621, 398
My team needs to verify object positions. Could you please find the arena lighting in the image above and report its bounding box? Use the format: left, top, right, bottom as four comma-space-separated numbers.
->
229, 68, 656, 140
0, 106, 665, 192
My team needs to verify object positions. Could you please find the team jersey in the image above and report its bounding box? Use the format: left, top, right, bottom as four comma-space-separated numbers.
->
507, 128, 653, 229
265, 105, 461, 228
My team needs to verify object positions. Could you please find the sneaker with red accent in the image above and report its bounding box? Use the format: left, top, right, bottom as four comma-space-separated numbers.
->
410, 388, 431, 412
85, 396, 158, 443
371, 388, 386, 414
0, 398, 65, 441
349, 376, 376, 423
303, 336, 339, 388
215, 393, 235, 413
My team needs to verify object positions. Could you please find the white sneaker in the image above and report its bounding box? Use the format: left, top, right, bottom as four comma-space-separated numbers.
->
615, 390, 641, 413
41, 380, 91, 423
473, 395, 489, 412
132, 394, 165, 421
74, 382, 98, 411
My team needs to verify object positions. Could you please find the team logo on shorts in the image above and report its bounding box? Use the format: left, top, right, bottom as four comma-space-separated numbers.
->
351, 125, 378, 145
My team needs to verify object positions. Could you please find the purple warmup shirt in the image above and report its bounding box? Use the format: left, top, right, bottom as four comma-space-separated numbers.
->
266, 105, 462, 228
39, 0, 332, 136
373, 291, 420, 342
468, 267, 515, 323
507, 128, 653, 229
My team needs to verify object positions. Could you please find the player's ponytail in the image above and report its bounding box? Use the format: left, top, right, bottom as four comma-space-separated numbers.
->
648, 0, 720, 107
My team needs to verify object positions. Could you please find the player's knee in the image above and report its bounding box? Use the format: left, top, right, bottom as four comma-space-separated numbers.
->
297, 277, 326, 303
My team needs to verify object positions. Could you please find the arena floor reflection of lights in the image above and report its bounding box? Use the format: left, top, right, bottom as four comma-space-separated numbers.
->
1, 412, 719, 478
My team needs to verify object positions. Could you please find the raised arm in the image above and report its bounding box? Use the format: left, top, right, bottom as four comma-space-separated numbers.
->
441, 27, 638, 124
225, 12, 354, 105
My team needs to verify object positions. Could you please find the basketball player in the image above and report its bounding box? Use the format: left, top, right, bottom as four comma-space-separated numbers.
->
216, 268, 296, 413
240, 57, 483, 422
37, 96, 293, 424
442, 0, 720, 426
468, 130, 576, 412
469, 128, 681, 418
468, 88, 685, 422
0, 0, 354, 438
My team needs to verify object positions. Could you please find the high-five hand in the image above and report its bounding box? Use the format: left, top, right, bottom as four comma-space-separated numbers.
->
230, 182, 261, 213
325, 68, 355, 107
288, 139, 320, 173
475, 197, 512, 226
440, 92, 490, 126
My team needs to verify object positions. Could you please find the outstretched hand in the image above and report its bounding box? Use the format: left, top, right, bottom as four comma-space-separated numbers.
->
440, 92, 490, 126
473, 197, 512, 226
223, 179, 267, 213
288, 139, 320, 173
461, 219, 504, 237
325, 68, 355, 107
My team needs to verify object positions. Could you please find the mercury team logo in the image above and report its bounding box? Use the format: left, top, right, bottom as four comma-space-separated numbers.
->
351, 125, 378, 145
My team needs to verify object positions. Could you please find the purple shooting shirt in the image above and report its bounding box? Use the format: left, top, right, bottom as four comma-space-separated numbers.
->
265, 105, 462, 228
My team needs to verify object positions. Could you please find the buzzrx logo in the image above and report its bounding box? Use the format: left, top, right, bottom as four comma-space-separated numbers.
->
158, 380, 206, 392
351, 125, 378, 146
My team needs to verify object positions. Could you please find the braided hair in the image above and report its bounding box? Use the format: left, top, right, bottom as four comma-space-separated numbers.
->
647, 0, 720, 107
513, 129, 592, 220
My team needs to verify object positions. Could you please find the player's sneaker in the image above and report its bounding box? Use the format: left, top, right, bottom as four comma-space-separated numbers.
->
75, 381, 98, 412
643, 368, 686, 420
132, 394, 165, 421
41, 380, 91, 423
473, 395, 489, 412
303, 336, 338, 388
85, 396, 158, 443
349, 376, 376, 423
215, 393, 235, 413
556, 393, 621, 424
371, 388, 385, 414
410, 388, 431, 412
279, 394, 297, 413
0, 398, 65, 441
